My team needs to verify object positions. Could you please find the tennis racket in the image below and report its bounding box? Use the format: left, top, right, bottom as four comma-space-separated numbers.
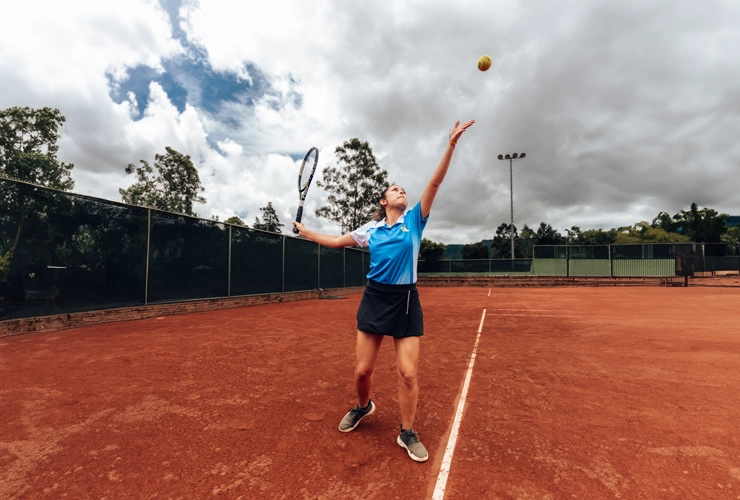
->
292, 147, 319, 234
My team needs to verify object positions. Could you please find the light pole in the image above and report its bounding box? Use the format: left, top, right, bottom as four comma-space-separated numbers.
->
497, 152, 526, 259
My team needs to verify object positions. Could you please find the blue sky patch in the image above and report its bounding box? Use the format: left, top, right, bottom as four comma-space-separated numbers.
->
106, 0, 301, 123
106, 52, 273, 118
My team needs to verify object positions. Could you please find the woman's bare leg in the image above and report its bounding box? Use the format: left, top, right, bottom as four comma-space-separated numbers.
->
355, 330, 384, 406
393, 336, 420, 429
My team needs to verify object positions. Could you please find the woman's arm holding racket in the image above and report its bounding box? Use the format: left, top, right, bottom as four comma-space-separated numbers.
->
292, 223, 358, 249
420, 119, 475, 219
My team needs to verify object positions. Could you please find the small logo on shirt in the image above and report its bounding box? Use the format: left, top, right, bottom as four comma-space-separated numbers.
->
401, 225, 409, 232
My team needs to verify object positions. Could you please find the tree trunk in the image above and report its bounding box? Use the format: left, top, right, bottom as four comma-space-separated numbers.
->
8, 218, 25, 258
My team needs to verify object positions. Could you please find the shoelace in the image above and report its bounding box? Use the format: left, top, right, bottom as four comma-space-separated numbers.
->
402, 429, 420, 445
349, 404, 368, 418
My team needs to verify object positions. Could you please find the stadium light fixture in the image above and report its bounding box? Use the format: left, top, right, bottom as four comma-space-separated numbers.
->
497, 152, 528, 260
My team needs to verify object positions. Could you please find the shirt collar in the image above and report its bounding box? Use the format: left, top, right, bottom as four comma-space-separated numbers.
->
380, 212, 406, 227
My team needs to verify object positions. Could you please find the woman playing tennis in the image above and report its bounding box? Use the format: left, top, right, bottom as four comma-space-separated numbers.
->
292, 119, 475, 462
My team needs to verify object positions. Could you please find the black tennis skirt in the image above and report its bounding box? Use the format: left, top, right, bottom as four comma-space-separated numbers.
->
356, 280, 424, 338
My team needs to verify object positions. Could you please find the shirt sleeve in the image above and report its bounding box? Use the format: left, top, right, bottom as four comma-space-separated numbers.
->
350, 221, 374, 247
407, 202, 429, 238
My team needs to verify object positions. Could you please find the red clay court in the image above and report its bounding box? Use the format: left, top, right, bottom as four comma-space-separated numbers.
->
2, 286, 740, 499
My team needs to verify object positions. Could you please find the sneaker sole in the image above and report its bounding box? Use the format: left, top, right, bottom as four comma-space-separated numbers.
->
396, 435, 429, 462
338, 401, 376, 433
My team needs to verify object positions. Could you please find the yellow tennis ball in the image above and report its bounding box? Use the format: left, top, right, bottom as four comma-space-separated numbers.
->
477, 55, 492, 72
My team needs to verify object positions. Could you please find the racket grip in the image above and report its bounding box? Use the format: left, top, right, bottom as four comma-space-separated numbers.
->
293, 206, 304, 234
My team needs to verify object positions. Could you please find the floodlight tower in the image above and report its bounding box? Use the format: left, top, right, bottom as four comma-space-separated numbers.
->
497, 152, 527, 259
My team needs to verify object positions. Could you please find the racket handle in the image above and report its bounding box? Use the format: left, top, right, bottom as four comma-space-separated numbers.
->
293, 206, 304, 234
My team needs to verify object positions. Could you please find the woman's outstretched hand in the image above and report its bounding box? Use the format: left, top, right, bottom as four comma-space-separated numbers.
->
449, 119, 475, 144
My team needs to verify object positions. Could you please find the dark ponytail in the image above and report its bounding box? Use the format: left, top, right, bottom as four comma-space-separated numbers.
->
372, 185, 391, 221
372, 205, 387, 222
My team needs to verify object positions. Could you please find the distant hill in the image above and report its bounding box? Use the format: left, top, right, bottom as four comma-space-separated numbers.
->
443, 239, 493, 259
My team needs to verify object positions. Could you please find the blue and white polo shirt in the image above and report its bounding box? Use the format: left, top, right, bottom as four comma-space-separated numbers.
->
350, 202, 428, 285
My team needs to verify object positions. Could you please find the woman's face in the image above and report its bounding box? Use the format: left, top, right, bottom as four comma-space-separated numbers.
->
382, 185, 408, 211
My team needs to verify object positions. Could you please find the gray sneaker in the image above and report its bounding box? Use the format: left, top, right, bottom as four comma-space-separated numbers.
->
397, 425, 429, 462
338, 400, 376, 432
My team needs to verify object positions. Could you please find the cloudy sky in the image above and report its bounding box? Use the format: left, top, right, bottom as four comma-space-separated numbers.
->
1, 0, 739, 244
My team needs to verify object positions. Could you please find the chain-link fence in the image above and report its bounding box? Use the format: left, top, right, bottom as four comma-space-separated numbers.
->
533, 243, 735, 276
417, 259, 533, 274
419, 243, 736, 277
0, 178, 368, 321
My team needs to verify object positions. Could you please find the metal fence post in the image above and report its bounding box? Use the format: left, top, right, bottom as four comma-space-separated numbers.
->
608, 244, 613, 277
317, 243, 321, 289
144, 208, 151, 305
227, 225, 232, 297
282, 235, 285, 293
343, 248, 346, 288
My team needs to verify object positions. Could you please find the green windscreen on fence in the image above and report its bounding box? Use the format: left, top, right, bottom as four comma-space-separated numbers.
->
491, 259, 533, 273
0, 180, 148, 320
284, 237, 318, 292
568, 246, 609, 259
148, 212, 229, 302
362, 251, 370, 284
320, 247, 344, 289
418, 259, 533, 273
612, 244, 664, 259
451, 260, 489, 273
417, 260, 446, 273
534, 246, 567, 259
230, 227, 283, 295
345, 248, 365, 287
1, 178, 369, 321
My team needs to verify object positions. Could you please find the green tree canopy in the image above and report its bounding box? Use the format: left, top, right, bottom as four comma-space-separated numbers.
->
674, 203, 728, 242
536, 222, 565, 245
119, 146, 206, 217
253, 202, 283, 233
517, 224, 537, 258
224, 215, 246, 227
491, 223, 518, 258
651, 211, 680, 233
565, 226, 582, 245
580, 228, 618, 245
721, 226, 740, 252
615, 221, 689, 244
462, 241, 489, 259
419, 238, 446, 262
1, 107, 75, 265
316, 138, 389, 233
0, 106, 74, 190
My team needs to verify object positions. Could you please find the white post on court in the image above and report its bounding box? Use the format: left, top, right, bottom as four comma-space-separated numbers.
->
432, 309, 487, 500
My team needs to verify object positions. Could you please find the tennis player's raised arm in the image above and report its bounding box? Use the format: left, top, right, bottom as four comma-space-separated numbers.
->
420, 119, 475, 218
291, 222, 357, 248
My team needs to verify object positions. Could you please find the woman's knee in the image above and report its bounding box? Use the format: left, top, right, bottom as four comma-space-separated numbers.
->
356, 363, 375, 380
397, 365, 417, 388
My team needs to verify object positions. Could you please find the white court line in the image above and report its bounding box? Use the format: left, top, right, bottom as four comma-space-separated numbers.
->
487, 288, 491, 296
487, 308, 565, 313
489, 313, 580, 318
432, 309, 486, 500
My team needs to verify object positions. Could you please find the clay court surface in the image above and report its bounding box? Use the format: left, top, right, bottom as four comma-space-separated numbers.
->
2, 286, 740, 499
